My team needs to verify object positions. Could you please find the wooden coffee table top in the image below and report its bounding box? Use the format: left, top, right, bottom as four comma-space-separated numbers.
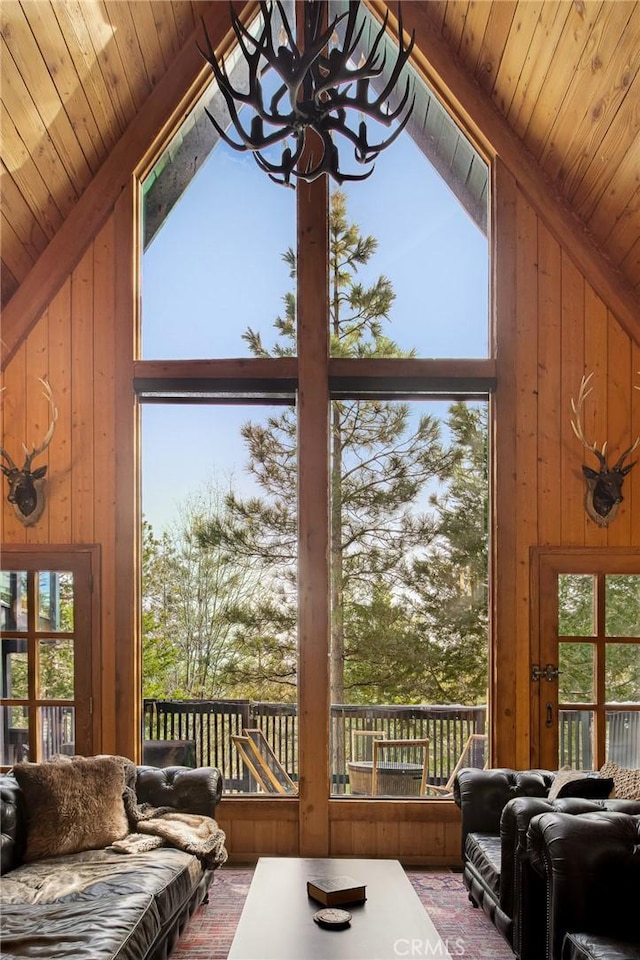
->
227, 857, 452, 959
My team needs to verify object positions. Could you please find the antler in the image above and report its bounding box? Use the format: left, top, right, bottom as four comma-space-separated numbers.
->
570, 372, 607, 467
199, 0, 416, 185
21, 377, 58, 469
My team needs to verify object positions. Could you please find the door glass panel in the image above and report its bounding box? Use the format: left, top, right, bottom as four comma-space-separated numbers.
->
1, 638, 28, 698
38, 639, 74, 699
605, 575, 640, 637
606, 710, 640, 767
605, 643, 640, 702
0, 571, 28, 630
38, 572, 74, 632
559, 709, 594, 770
0, 705, 29, 764
559, 642, 594, 702
558, 574, 595, 636
39, 705, 75, 760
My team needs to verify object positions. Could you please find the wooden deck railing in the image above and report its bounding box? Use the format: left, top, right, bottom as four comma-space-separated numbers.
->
143, 699, 487, 793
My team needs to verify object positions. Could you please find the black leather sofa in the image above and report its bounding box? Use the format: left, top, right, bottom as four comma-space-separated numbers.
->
453, 768, 640, 960
0, 759, 225, 960
528, 810, 640, 960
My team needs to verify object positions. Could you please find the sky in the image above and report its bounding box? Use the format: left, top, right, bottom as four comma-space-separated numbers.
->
140, 79, 489, 533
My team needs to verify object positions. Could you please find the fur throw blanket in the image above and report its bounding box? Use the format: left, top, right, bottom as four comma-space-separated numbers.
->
112, 812, 227, 870
118, 758, 228, 871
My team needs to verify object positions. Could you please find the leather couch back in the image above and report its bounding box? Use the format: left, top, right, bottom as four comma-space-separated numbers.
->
1, 762, 224, 876
1, 774, 27, 876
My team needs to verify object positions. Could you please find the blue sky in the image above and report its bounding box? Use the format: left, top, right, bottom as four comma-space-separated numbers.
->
141, 114, 488, 531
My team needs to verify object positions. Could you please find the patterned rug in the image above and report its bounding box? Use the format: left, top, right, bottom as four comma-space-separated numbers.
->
172, 865, 514, 959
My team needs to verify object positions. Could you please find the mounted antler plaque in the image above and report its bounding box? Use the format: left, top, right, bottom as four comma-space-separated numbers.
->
570, 372, 640, 527
0, 378, 58, 526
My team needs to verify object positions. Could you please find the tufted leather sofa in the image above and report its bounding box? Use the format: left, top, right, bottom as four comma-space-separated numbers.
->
528, 810, 640, 960
0, 762, 224, 960
453, 768, 640, 960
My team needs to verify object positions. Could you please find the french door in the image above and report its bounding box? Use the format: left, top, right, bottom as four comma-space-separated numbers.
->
0, 546, 99, 768
533, 548, 640, 771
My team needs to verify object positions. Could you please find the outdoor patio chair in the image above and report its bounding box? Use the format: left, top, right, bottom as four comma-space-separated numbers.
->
371, 738, 430, 797
424, 733, 487, 797
232, 729, 297, 795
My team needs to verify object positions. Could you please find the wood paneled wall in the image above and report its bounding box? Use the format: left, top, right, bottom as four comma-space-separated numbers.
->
0, 213, 120, 754
2, 165, 639, 865
493, 160, 640, 769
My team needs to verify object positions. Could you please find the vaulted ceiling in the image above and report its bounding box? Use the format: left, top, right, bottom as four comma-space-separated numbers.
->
1, 1, 639, 319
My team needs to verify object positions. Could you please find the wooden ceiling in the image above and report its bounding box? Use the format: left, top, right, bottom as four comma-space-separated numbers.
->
1, 0, 639, 319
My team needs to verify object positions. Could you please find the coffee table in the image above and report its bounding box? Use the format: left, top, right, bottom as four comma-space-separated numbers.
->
227, 857, 453, 959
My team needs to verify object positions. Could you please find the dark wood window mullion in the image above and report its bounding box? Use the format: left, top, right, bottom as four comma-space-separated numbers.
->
26, 571, 39, 759
594, 573, 607, 768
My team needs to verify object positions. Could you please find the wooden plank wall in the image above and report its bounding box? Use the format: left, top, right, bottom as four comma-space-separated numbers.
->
2, 166, 639, 863
494, 161, 640, 770
0, 215, 119, 754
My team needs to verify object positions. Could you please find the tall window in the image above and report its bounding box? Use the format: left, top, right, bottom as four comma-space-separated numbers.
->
138, 2, 491, 797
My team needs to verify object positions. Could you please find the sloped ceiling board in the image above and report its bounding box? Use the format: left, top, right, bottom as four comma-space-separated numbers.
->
2, 0, 639, 372
382, 0, 640, 343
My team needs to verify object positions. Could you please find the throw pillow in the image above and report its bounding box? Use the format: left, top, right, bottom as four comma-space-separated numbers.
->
556, 775, 614, 799
599, 761, 640, 800
548, 769, 586, 801
13, 755, 129, 861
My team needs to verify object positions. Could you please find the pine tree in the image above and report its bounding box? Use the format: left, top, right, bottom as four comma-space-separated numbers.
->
197, 190, 454, 704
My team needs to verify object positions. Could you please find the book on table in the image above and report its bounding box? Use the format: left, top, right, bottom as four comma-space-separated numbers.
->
306, 875, 366, 906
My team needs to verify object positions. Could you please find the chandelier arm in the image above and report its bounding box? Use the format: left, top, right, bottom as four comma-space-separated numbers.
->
326, 72, 414, 128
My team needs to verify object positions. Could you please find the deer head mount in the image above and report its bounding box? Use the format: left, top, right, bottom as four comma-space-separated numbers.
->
570, 372, 640, 527
0, 378, 58, 526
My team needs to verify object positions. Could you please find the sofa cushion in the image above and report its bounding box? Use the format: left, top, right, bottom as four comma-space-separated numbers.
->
464, 832, 501, 901
0, 846, 203, 923
12, 757, 129, 861
562, 932, 640, 960
0, 892, 160, 960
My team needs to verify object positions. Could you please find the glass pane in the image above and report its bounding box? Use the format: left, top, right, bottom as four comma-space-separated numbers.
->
0, 571, 28, 630
141, 67, 296, 360
559, 709, 594, 770
0, 704, 29, 764
559, 642, 595, 702
606, 710, 640, 767
605, 575, 640, 637
39, 705, 75, 760
330, 399, 489, 797
339, 147, 488, 359
142, 404, 298, 793
38, 639, 74, 699
38, 572, 74, 632
558, 574, 595, 636
1, 638, 28, 698
605, 643, 640, 702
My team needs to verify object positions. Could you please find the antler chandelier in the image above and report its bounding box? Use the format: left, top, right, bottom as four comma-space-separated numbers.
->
199, 1, 415, 187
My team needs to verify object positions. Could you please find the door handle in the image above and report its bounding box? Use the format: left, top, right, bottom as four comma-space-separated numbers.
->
545, 702, 553, 728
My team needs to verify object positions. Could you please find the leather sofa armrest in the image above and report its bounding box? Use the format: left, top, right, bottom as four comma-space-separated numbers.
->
0, 774, 27, 876
135, 765, 224, 816
527, 811, 640, 960
499, 795, 640, 904
453, 768, 553, 851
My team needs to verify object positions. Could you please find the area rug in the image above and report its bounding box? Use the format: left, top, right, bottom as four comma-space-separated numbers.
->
171, 865, 514, 959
